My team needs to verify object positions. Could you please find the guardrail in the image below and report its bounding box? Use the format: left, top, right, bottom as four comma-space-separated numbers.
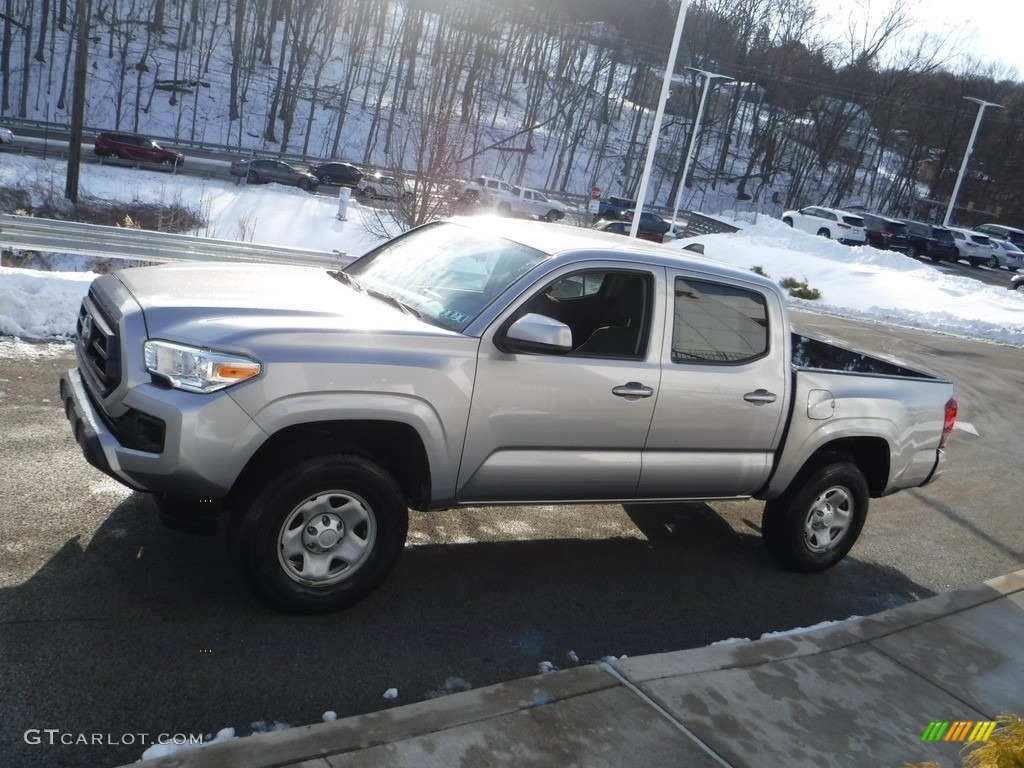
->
0, 214, 354, 269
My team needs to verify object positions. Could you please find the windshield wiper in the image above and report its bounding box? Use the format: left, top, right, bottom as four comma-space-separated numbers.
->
329, 271, 363, 292
367, 288, 421, 318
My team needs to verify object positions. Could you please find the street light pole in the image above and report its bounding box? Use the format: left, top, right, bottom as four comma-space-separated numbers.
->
669, 68, 732, 235
629, 0, 690, 239
943, 97, 1002, 227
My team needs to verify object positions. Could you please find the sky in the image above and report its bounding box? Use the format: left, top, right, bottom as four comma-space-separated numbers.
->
1, 153, 1023, 347
826, 0, 1023, 77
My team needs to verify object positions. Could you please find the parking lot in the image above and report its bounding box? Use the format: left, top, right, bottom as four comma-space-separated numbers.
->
1, 310, 1021, 768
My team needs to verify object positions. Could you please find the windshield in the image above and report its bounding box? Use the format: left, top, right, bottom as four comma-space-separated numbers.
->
344, 222, 549, 332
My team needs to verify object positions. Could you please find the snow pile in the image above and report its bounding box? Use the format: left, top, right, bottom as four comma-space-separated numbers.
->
2, 156, 1023, 345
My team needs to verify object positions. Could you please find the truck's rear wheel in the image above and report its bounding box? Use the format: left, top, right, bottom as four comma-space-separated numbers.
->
761, 460, 868, 572
236, 454, 408, 613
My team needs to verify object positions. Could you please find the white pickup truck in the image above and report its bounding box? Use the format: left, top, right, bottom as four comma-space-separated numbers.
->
60, 218, 957, 613
457, 176, 566, 221
498, 186, 567, 222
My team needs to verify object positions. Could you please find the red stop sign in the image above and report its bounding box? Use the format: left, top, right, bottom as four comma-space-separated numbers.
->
590, 186, 601, 200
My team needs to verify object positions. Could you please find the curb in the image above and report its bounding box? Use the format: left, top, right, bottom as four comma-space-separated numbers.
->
125, 569, 1024, 768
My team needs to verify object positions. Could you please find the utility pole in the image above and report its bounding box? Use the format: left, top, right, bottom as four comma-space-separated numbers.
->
943, 97, 1002, 227
65, 0, 91, 203
669, 68, 732, 236
630, 1, 690, 239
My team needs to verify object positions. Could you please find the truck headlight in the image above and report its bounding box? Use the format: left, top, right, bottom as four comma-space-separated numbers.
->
144, 340, 261, 393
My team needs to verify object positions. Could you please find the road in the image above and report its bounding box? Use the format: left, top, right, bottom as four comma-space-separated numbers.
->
1, 313, 1022, 768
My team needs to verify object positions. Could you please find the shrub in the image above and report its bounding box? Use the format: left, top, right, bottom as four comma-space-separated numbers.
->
779, 276, 821, 300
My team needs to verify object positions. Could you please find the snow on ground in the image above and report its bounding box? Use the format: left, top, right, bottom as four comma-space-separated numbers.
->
1, 156, 1023, 345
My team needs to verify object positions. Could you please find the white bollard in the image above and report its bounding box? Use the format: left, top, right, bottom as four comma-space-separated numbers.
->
337, 186, 351, 220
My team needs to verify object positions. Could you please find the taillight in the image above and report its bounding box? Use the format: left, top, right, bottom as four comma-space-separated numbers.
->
838, 223, 851, 229
940, 397, 958, 448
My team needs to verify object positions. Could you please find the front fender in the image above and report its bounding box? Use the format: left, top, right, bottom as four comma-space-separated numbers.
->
244, 391, 462, 504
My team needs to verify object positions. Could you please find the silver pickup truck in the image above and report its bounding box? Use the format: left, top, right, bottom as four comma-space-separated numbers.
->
59, 218, 958, 613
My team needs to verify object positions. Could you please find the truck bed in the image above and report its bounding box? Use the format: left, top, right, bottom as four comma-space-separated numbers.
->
791, 333, 941, 381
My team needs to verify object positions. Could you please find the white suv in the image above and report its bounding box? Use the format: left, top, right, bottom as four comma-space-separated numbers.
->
946, 227, 999, 267
781, 206, 866, 244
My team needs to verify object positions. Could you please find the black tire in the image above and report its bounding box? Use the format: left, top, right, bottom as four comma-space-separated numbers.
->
544, 209, 561, 222
111, 151, 123, 159
298, 177, 311, 191
235, 453, 409, 613
907, 244, 919, 259
817, 228, 831, 239
246, 170, 259, 183
987, 255, 999, 269
160, 158, 173, 166
321, 174, 334, 185
497, 202, 512, 216
363, 187, 377, 199
782, 217, 793, 227
761, 459, 868, 572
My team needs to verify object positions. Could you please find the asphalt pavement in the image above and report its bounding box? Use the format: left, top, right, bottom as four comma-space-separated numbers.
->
3, 314, 1023, 768
121, 569, 1024, 768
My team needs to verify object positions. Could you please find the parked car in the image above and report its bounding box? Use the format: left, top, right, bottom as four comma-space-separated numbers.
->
358, 173, 411, 200
1010, 272, 1024, 291
229, 158, 318, 191
499, 186, 566, 222
781, 207, 866, 244
456, 176, 516, 203
987, 238, 1024, 270
945, 227, 998, 267
860, 213, 909, 252
0, 125, 15, 144
593, 218, 663, 243
899, 220, 957, 262
621, 209, 671, 236
93, 131, 184, 166
308, 161, 363, 187
973, 223, 1024, 249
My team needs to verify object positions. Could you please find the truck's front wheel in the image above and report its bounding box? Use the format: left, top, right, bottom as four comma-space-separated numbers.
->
761, 460, 868, 572
236, 454, 408, 613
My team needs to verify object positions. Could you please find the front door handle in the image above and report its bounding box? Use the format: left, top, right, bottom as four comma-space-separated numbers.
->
743, 388, 777, 405
612, 382, 654, 399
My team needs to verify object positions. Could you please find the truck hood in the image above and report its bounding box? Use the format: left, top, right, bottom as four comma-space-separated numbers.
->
114, 262, 446, 348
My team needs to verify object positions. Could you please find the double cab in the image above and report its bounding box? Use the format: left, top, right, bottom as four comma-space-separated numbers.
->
60, 219, 957, 613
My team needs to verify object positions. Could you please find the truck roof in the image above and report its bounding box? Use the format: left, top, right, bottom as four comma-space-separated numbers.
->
444, 216, 777, 293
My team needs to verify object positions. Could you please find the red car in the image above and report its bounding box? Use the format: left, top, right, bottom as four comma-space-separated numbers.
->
93, 132, 184, 166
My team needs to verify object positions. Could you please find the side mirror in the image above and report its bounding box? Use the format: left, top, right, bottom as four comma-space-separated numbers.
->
497, 313, 573, 355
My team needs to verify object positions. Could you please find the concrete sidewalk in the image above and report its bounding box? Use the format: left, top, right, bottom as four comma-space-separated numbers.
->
131, 570, 1024, 768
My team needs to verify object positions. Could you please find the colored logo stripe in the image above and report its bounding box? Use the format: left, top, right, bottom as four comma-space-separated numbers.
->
945, 721, 972, 741
968, 721, 997, 742
920, 721, 996, 742
921, 722, 949, 742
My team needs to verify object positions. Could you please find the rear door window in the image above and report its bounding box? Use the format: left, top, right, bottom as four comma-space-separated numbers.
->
671, 278, 768, 364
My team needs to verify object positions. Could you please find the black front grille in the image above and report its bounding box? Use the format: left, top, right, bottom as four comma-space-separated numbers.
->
77, 290, 121, 396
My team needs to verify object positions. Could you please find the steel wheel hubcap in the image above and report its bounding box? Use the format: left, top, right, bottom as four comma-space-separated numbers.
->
803, 486, 853, 553
277, 491, 376, 586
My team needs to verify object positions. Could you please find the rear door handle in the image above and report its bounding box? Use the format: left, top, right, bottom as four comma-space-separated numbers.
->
612, 382, 654, 399
743, 389, 777, 405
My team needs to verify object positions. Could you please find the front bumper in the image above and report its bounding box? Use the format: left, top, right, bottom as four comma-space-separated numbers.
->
59, 368, 142, 489
58, 367, 266, 497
